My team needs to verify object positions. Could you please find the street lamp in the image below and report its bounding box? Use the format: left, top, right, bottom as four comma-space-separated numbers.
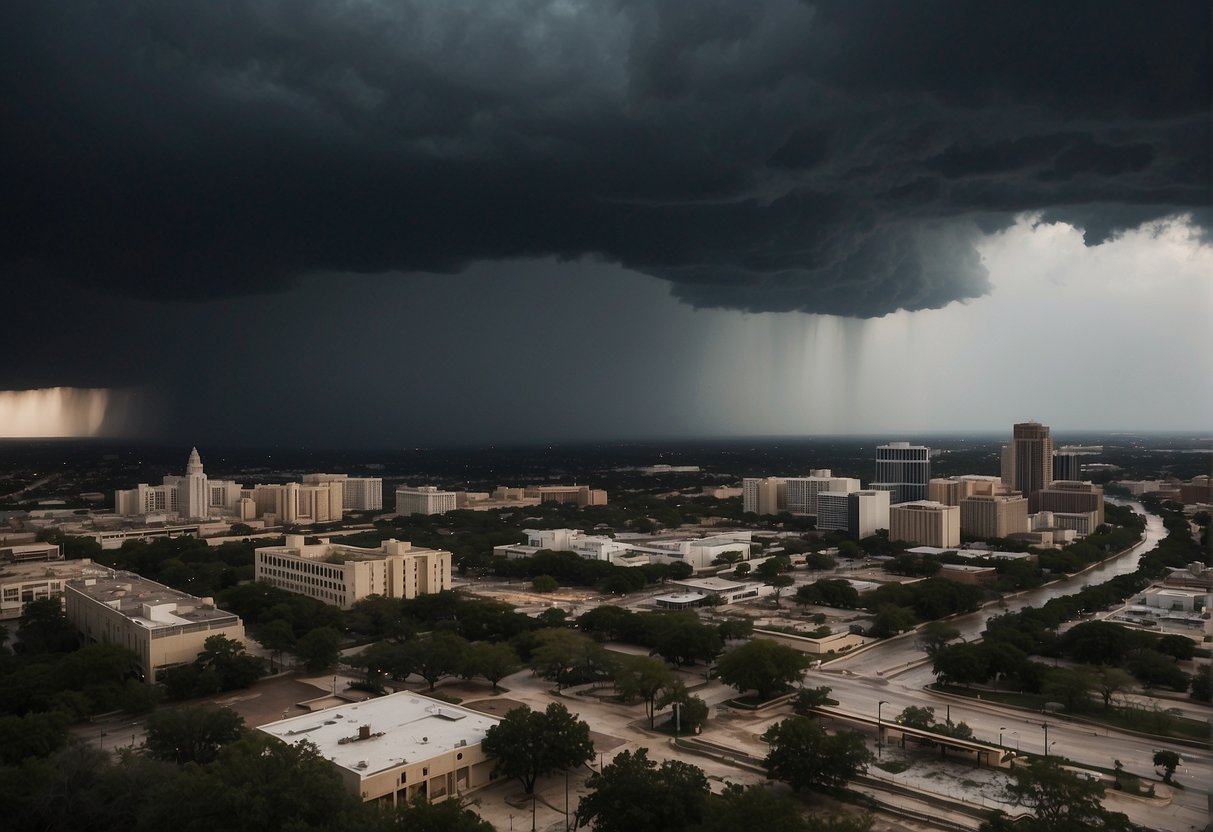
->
1042, 723, 1050, 757
999, 727, 1006, 748
877, 700, 888, 757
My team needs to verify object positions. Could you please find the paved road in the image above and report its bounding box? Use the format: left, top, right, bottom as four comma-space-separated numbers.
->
820, 502, 1211, 831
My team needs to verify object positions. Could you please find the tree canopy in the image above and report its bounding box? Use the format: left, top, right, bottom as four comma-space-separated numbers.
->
717, 638, 811, 701
763, 716, 872, 795
481, 703, 594, 793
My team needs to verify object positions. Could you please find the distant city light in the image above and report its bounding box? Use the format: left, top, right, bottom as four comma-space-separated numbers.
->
0, 387, 116, 437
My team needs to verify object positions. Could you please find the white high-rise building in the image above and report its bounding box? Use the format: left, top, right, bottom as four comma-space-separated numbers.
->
872, 442, 931, 504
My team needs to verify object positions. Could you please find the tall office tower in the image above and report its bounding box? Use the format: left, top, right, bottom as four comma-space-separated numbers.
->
1011, 422, 1053, 510
872, 442, 931, 504
1052, 451, 1083, 482
1000, 444, 1016, 487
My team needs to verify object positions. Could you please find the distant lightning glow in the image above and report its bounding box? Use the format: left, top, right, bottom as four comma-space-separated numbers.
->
0, 387, 113, 437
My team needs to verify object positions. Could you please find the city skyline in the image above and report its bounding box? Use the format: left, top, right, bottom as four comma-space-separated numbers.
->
1, 3, 1209, 444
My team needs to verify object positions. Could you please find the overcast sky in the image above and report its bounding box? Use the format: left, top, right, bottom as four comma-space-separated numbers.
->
1, 2, 1209, 443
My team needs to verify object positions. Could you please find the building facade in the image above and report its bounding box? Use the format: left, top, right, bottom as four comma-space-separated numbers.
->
784, 471, 861, 516
742, 477, 786, 515
872, 442, 931, 504
959, 493, 1029, 539
65, 573, 246, 682
258, 692, 501, 807
1007, 422, 1053, 510
396, 486, 460, 516
1033, 480, 1105, 526
889, 501, 961, 548
115, 448, 243, 520
303, 474, 384, 511
255, 535, 452, 609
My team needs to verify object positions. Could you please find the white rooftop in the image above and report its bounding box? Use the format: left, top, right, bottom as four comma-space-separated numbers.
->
258, 692, 500, 778
671, 576, 746, 592
655, 592, 707, 604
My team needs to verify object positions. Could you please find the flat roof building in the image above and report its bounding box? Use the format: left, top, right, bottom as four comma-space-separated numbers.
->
889, 501, 960, 548
396, 486, 459, 516
960, 493, 1029, 539
257, 692, 502, 807
65, 572, 245, 682
1, 557, 112, 620
255, 535, 451, 609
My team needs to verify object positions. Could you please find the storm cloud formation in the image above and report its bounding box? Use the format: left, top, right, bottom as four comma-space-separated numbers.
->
2, 1, 1209, 318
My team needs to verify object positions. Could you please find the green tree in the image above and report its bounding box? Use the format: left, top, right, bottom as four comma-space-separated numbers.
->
1152, 749, 1180, 783
791, 685, 834, 715
701, 784, 872, 832
257, 618, 296, 672
868, 604, 917, 638
530, 628, 614, 689
144, 706, 245, 764
1041, 667, 1097, 713
532, 575, 559, 593
577, 748, 709, 832
462, 641, 520, 692
994, 757, 1130, 831
197, 634, 265, 689
385, 794, 495, 832
1191, 664, 1211, 703
294, 626, 343, 673
481, 703, 593, 794
613, 654, 675, 728
895, 706, 938, 731
1155, 634, 1195, 661
1093, 666, 1134, 709
655, 680, 709, 732
767, 574, 795, 607
916, 622, 961, 657
403, 632, 469, 690
763, 717, 872, 795
0, 710, 71, 764
16, 598, 79, 653
717, 638, 812, 701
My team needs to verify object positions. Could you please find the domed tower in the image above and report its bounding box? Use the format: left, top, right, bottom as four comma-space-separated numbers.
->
181, 447, 209, 519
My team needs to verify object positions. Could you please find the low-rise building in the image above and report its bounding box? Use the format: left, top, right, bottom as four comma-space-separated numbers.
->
255, 535, 451, 609
257, 692, 501, 807
0, 557, 113, 620
939, 563, 999, 585
65, 573, 246, 682
396, 486, 460, 516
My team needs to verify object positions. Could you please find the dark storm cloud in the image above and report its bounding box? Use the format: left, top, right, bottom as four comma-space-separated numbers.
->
1, 0, 1208, 319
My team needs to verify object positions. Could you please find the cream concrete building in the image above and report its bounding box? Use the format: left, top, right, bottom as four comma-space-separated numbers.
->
115, 448, 243, 520
258, 692, 501, 806
396, 486, 460, 516
64, 572, 246, 682
889, 501, 961, 548
303, 474, 384, 511
928, 475, 1009, 506
247, 481, 345, 525
1, 556, 113, 620
785, 471, 861, 516
742, 477, 786, 515
1033, 480, 1105, 525
959, 493, 1029, 539
522, 485, 607, 506
255, 535, 451, 609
